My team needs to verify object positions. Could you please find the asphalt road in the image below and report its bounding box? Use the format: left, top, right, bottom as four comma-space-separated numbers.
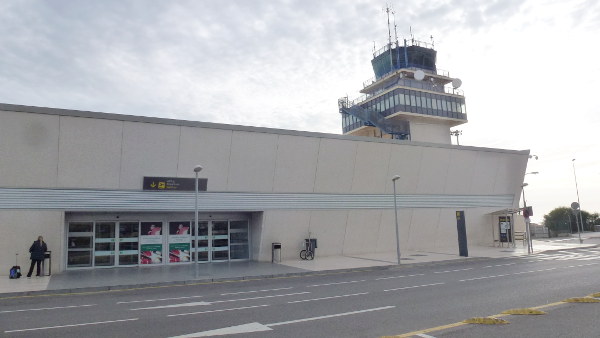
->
2, 247, 600, 337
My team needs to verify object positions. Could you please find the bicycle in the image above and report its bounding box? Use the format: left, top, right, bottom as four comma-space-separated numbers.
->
299, 233, 314, 260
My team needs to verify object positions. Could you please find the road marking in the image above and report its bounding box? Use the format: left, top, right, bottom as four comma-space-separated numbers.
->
306, 280, 366, 287
130, 292, 310, 310
434, 268, 473, 274
221, 287, 293, 295
168, 304, 269, 317
169, 306, 395, 337
384, 282, 444, 292
0, 304, 95, 314
483, 263, 516, 268
376, 273, 424, 280
416, 334, 438, 338
4, 318, 138, 333
460, 274, 510, 282
131, 301, 212, 310
118, 296, 204, 304
287, 292, 369, 303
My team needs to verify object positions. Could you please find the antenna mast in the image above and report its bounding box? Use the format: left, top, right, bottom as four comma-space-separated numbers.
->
384, 4, 394, 70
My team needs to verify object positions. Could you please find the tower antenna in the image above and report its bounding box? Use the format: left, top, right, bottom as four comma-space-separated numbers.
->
384, 4, 394, 70
392, 8, 399, 46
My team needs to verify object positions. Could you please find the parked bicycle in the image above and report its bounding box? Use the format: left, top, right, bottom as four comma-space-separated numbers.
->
299, 233, 315, 260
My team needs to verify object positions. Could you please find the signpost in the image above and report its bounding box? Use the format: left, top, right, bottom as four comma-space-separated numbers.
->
455, 211, 468, 257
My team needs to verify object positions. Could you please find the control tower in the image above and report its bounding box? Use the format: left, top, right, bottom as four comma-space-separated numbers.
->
339, 19, 467, 144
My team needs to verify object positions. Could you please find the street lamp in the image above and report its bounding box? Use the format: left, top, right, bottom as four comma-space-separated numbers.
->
392, 175, 401, 265
194, 165, 203, 263
521, 183, 533, 254
572, 159, 584, 242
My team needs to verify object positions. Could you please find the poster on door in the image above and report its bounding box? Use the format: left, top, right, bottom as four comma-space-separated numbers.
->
169, 221, 191, 263
140, 222, 163, 264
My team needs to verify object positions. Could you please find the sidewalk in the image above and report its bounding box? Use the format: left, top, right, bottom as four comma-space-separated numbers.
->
2, 234, 599, 297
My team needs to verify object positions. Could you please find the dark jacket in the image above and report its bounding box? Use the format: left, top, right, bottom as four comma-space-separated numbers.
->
29, 241, 47, 261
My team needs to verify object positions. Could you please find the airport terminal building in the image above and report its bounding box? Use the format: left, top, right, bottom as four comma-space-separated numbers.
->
0, 38, 529, 274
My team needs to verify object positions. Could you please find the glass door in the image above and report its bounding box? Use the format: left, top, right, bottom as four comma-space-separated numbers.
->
211, 221, 229, 261
118, 222, 139, 265
192, 221, 210, 262
94, 222, 116, 267
67, 222, 94, 268
229, 220, 249, 260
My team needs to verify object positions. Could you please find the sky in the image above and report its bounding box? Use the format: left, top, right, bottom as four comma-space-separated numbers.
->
1, 0, 599, 223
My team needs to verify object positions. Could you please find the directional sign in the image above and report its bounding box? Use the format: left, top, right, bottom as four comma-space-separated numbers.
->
143, 177, 207, 191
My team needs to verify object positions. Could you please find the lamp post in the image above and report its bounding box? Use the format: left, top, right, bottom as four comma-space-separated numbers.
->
572, 159, 584, 240
193, 165, 203, 264
522, 183, 533, 254
392, 175, 401, 264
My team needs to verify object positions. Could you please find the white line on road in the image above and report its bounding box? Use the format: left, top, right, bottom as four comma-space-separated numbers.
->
168, 304, 270, 317
118, 296, 204, 304
0, 304, 95, 314
384, 282, 445, 292
221, 287, 293, 295
483, 263, 516, 268
306, 280, 366, 287
460, 274, 510, 281
434, 268, 473, 274
287, 292, 369, 303
130, 292, 311, 310
375, 273, 425, 280
168, 306, 396, 337
4, 318, 139, 333
268, 306, 396, 327
416, 334, 438, 338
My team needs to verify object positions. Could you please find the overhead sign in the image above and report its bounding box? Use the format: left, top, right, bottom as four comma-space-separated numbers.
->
143, 177, 207, 191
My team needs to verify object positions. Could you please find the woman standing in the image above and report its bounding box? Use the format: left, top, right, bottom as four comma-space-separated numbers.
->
27, 236, 47, 278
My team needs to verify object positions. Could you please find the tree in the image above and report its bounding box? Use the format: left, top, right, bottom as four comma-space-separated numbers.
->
543, 207, 594, 236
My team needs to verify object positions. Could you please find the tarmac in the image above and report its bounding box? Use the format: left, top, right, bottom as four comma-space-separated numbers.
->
2, 233, 599, 298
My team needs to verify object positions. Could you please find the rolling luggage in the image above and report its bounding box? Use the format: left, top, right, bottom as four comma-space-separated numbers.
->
9, 253, 21, 279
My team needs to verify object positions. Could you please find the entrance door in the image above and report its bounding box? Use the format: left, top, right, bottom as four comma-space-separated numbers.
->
211, 221, 229, 261
95, 222, 117, 266
95, 222, 140, 267
191, 221, 229, 262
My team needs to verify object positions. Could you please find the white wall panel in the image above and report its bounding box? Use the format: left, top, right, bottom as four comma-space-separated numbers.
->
406, 208, 443, 251
178, 127, 233, 191
308, 210, 348, 257
416, 147, 452, 194
228, 131, 278, 192
386, 145, 423, 194
260, 210, 311, 261
0, 111, 60, 188
272, 135, 319, 193
444, 149, 477, 194
57, 116, 123, 189
351, 142, 391, 193
119, 122, 181, 189
469, 151, 500, 195
0, 210, 62, 275
313, 138, 357, 193
343, 209, 382, 255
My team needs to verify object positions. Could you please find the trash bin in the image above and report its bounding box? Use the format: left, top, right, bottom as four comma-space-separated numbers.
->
42, 251, 51, 276
272, 243, 282, 263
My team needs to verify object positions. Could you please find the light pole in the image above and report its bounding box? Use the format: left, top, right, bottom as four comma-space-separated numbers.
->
572, 159, 585, 238
522, 183, 533, 254
194, 165, 203, 264
392, 175, 401, 264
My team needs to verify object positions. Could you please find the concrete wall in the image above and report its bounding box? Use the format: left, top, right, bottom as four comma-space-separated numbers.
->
0, 107, 529, 270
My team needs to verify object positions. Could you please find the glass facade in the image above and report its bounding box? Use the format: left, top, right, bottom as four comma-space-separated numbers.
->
342, 88, 467, 134
67, 219, 250, 269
